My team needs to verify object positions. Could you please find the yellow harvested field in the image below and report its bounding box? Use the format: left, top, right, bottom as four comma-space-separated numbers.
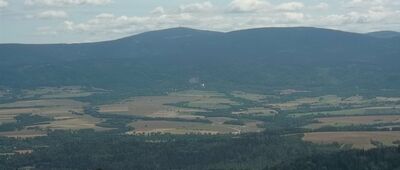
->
292, 105, 400, 117
303, 131, 400, 149
0, 99, 108, 131
31, 116, 107, 131
0, 130, 47, 138
128, 119, 263, 135
0, 99, 87, 119
100, 95, 205, 119
0, 99, 87, 123
305, 115, 400, 129
0, 114, 17, 124
231, 91, 267, 101
207, 117, 236, 124
100, 90, 237, 119
270, 95, 367, 111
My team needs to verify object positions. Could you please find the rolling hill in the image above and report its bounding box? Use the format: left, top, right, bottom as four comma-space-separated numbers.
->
1, 27, 399, 95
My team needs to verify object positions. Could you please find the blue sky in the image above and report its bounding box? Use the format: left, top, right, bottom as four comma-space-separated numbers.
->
0, 0, 399, 44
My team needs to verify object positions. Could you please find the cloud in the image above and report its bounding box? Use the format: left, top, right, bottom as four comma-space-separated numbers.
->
283, 12, 304, 22
33, 1, 399, 43
63, 12, 228, 39
179, 2, 215, 13
228, 0, 271, 13
151, 6, 165, 15
65, 13, 157, 34
276, 2, 304, 11
25, 0, 112, 6
310, 2, 329, 10
0, 0, 8, 8
36, 10, 68, 19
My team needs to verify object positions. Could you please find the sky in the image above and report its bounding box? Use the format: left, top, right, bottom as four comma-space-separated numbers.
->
0, 0, 399, 44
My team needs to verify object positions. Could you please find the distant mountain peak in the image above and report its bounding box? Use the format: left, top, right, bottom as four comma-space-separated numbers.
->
117, 27, 222, 42
366, 31, 400, 39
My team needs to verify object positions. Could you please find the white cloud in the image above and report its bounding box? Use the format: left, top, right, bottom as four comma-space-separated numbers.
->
32, 1, 400, 43
36, 10, 68, 19
25, 0, 111, 6
228, 0, 271, 13
0, 0, 8, 8
151, 6, 165, 15
276, 2, 304, 11
310, 2, 329, 10
179, 2, 215, 13
283, 12, 304, 22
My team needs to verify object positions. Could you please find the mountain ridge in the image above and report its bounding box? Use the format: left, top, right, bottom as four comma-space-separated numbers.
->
2, 26, 396, 45
0, 27, 399, 95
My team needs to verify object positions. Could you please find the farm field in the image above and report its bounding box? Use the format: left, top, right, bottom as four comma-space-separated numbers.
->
303, 131, 400, 149
0, 98, 106, 134
232, 107, 277, 116
0, 99, 87, 118
269, 95, 368, 111
30, 116, 108, 131
127, 119, 263, 135
291, 106, 400, 117
305, 115, 400, 129
99, 95, 206, 119
231, 91, 269, 102
99, 90, 237, 118
1, 88, 400, 144
19, 86, 103, 99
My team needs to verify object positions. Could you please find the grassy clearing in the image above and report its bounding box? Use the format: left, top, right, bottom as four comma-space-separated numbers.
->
303, 131, 400, 149
305, 115, 400, 129
186, 97, 238, 109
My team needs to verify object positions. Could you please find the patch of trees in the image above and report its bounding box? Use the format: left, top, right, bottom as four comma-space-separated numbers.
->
0, 130, 338, 170
269, 146, 400, 170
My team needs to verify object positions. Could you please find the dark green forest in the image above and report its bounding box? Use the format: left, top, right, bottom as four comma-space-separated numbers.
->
1, 130, 399, 170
